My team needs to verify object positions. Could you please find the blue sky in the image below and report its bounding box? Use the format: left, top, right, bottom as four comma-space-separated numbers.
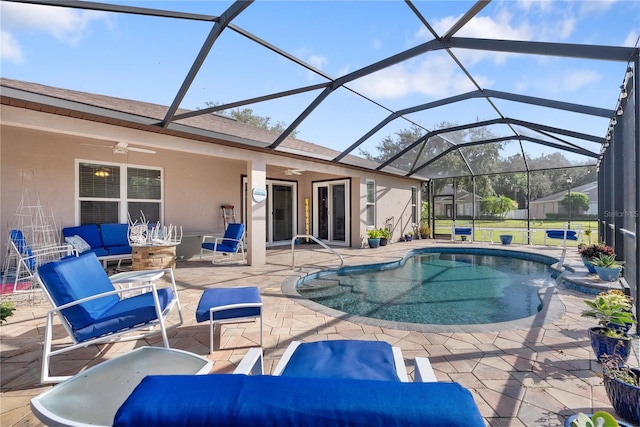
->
1, 1, 638, 165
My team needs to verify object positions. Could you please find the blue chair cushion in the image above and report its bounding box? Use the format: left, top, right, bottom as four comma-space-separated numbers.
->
454, 227, 472, 235
107, 246, 132, 256
222, 223, 244, 248
100, 224, 130, 248
38, 253, 119, 330
546, 230, 577, 240
196, 287, 261, 323
114, 374, 486, 427
73, 287, 174, 342
201, 242, 237, 253
281, 340, 400, 382
85, 247, 109, 257
63, 225, 103, 250
10, 229, 35, 270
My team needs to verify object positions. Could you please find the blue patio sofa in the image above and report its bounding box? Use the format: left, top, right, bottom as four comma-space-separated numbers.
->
114, 374, 485, 426
62, 224, 131, 268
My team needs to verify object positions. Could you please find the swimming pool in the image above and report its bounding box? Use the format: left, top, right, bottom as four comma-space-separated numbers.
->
294, 247, 560, 329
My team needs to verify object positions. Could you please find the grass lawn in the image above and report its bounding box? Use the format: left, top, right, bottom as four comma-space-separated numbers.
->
432, 219, 598, 246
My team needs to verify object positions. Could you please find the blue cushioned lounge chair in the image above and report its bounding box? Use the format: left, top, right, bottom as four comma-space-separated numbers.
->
36, 252, 183, 383
200, 223, 245, 264
113, 340, 484, 426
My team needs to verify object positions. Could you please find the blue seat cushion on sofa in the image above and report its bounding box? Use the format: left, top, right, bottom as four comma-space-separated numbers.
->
63, 225, 103, 250
100, 224, 130, 248
281, 340, 400, 382
38, 253, 120, 329
85, 247, 110, 257
201, 242, 237, 253
114, 374, 486, 427
73, 287, 174, 342
196, 287, 261, 323
107, 246, 132, 256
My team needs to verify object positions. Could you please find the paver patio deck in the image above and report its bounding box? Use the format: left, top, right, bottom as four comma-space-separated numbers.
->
1, 240, 638, 426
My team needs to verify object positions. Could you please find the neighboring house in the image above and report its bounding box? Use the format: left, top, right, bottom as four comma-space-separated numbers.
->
433, 184, 482, 218
0, 78, 423, 266
528, 182, 597, 219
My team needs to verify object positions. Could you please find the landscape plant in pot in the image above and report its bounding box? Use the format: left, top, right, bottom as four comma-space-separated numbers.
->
366, 228, 381, 248
581, 290, 636, 363
601, 354, 640, 426
578, 244, 614, 274
590, 253, 625, 282
378, 227, 391, 246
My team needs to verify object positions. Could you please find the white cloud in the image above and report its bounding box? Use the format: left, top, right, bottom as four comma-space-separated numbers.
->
623, 30, 639, 47
1, 30, 24, 63
1, 2, 110, 47
350, 53, 491, 100
308, 54, 327, 70
518, 69, 602, 94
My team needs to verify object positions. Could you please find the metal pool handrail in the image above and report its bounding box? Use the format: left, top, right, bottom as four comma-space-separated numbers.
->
291, 235, 344, 271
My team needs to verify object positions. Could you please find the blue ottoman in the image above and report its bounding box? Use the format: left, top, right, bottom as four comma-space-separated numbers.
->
196, 287, 262, 353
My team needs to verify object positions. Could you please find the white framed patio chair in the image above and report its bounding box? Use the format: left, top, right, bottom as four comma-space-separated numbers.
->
200, 223, 245, 264
35, 252, 183, 383
5, 229, 77, 293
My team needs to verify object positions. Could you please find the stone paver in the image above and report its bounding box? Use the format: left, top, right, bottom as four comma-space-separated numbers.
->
1, 241, 636, 426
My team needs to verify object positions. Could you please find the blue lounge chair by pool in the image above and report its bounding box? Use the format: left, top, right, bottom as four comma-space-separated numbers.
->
113, 340, 484, 426
36, 252, 183, 383
200, 223, 245, 264
544, 228, 581, 247
452, 223, 473, 242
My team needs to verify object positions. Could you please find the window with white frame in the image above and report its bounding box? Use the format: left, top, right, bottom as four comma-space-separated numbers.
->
78, 162, 162, 225
366, 180, 376, 227
411, 186, 418, 225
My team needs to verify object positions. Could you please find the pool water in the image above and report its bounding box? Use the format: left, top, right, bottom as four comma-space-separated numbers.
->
297, 252, 556, 325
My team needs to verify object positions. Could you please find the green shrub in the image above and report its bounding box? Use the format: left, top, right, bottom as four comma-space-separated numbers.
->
1, 302, 16, 324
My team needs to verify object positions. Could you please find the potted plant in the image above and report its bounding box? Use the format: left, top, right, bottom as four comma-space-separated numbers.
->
582, 290, 636, 363
499, 234, 513, 245
601, 355, 640, 426
404, 231, 413, 241
0, 301, 16, 325
566, 411, 633, 427
366, 228, 382, 248
578, 244, 614, 274
590, 253, 625, 282
418, 222, 431, 239
378, 227, 391, 246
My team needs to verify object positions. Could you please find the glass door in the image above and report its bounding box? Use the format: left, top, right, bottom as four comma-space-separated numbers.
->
243, 178, 297, 246
313, 179, 349, 246
271, 184, 294, 243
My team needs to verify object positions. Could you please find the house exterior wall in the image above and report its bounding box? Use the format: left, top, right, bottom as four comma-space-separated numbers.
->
1, 105, 421, 264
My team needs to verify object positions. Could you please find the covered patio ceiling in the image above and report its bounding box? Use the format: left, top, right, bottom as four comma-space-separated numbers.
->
3, 0, 638, 181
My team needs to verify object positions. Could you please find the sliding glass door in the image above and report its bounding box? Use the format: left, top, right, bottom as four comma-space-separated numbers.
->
313, 179, 349, 246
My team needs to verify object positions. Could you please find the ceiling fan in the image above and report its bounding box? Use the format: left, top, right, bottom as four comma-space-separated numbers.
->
111, 141, 156, 155
284, 168, 304, 176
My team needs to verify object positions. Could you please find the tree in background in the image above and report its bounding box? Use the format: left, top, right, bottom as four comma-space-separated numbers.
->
204, 102, 299, 137
359, 121, 503, 196
560, 192, 590, 216
481, 195, 518, 218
